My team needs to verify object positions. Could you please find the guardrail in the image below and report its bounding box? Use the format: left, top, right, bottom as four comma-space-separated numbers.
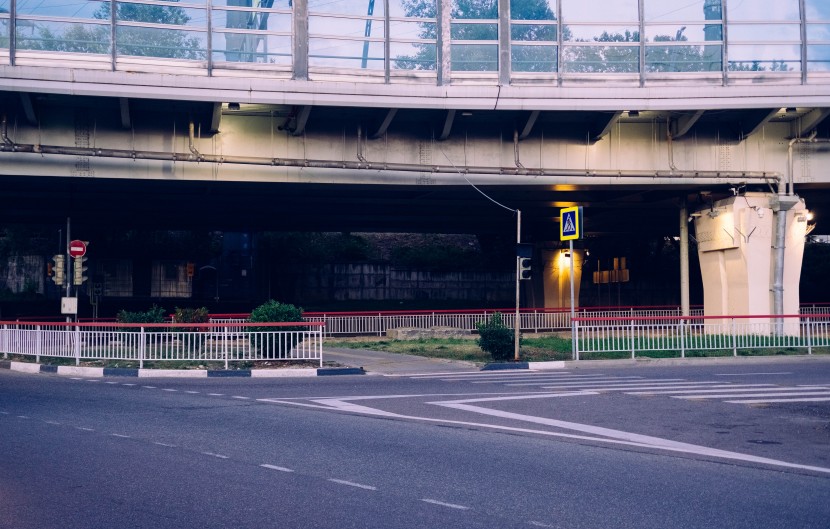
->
0, 321, 324, 369
572, 314, 830, 360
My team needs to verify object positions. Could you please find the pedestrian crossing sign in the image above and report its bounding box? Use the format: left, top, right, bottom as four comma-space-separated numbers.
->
560, 206, 583, 241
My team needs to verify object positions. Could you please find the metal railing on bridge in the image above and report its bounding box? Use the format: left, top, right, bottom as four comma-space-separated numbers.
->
0, 321, 324, 369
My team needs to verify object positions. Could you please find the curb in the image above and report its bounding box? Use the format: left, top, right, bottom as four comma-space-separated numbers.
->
481, 361, 566, 371
0, 360, 365, 378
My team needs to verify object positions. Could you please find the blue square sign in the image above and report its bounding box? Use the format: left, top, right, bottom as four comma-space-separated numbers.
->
560, 206, 583, 241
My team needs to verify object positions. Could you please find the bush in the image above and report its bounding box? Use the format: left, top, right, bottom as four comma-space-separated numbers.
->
116, 304, 167, 325
248, 300, 305, 353
476, 312, 519, 362
174, 306, 210, 324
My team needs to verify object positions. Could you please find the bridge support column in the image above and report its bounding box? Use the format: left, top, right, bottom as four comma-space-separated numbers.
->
536, 247, 585, 310
693, 192, 809, 334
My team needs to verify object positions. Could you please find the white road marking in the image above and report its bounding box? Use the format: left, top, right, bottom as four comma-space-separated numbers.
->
675, 391, 830, 400
153, 442, 177, 447
202, 452, 229, 459
421, 499, 469, 510
16, 415, 29, 419
470, 375, 636, 384
726, 397, 830, 404
0, 411, 9, 415
260, 464, 294, 473
105, 381, 118, 385
162, 388, 178, 392
185, 391, 199, 394
528, 522, 557, 528
429, 396, 830, 474
328, 479, 377, 491
85, 379, 100, 383
411, 372, 576, 380
45, 420, 61, 425
76, 427, 94, 431
715, 372, 793, 376
142, 386, 156, 389
232, 396, 250, 400
111, 433, 131, 438
208, 393, 224, 396
628, 385, 781, 395
70, 377, 83, 380
537, 381, 719, 390
510, 378, 689, 387
264, 392, 830, 474
122, 383, 136, 386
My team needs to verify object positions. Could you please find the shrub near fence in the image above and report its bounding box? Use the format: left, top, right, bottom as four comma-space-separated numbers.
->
0, 321, 325, 369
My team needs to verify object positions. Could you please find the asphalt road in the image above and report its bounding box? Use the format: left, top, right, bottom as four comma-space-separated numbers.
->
2, 359, 829, 528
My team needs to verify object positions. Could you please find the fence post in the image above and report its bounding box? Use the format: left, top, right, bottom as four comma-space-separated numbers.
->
224, 325, 229, 370
139, 327, 145, 369
35, 324, 41, 364
630, 317, 636, 360
571, 319, 579, 361
318, 326, 323, 368
2, 324, 7, 360
679, 319, 685, 359
731, 318, 737, 357
806, 316, 813, 355
74, 324, 81, 366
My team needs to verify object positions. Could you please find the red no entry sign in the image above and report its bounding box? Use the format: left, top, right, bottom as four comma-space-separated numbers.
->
69, 240, 87, 258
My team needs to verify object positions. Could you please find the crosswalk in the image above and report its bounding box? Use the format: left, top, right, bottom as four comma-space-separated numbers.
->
409, 371, 830, 406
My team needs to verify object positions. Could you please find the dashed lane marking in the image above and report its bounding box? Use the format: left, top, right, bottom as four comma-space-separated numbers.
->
260, 464, 294, 473
208, 393, 224, 396
201, 451, 229, 459
162, 389, 178, 392
421, 499, 470, 510
726, 397, 830, 404
328, 479, 377, 491
153, 442, 177, 447
142, 386, 156, 389
111, 433, 131, 438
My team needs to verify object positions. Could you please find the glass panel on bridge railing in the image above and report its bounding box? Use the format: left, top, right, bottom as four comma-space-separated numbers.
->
16, 19, 111, 54
116, 25, 207, 60
561, 43, 639, 73
14, 0, 111, 54
390, 40, 437, 71
451, 43, 498, 71
729, 0, 800, 22
212, 31, 291, 64
645, 43, 722, 72
727, 43, 801, 72
388, 0, 436, 73
309, 0, 384, 17
16, 0, 108, 18
808, 44, 830, 71
511, 43, 557, 72
309, 37, 385, 69
115, 2, 207, 26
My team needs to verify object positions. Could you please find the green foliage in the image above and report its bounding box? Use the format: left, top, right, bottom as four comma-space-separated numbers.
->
116, 304, 167, 325
476, 312, 519, 362
174, 306, 210, 324
249, 299, 303, 332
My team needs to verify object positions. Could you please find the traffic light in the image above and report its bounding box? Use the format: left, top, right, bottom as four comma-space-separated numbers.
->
73, 256, 88, 286
52, 254, 66, 286
519, 257, 532, 280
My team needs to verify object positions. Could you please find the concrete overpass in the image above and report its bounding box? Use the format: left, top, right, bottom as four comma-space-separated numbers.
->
1, 0, 830, 319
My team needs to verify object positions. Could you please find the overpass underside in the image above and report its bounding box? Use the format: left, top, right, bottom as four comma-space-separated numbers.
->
1, 94, 830, 239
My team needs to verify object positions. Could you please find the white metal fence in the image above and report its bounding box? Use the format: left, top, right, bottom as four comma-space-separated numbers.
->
297, 307, 707, 337
573, 315, 830, 360
0, 322, 324, 368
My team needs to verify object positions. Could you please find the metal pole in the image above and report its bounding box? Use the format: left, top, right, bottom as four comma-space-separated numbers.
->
514, 209, 521, 361
679, 198, 690, 317
569, 239, 575, 326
